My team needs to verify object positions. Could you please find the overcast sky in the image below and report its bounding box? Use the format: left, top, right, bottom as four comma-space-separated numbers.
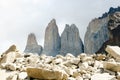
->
0, 0, 119, 53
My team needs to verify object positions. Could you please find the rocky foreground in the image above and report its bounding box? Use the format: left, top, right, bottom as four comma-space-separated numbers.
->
0, 45, 120, 80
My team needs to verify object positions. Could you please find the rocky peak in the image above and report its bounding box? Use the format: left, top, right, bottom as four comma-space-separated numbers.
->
43, 19, 61, 56
60, 24, 84, 56
26, 33, 38, 46
84, 7, 120, 54
24, 33, 43, 55
99, 6, 120, 19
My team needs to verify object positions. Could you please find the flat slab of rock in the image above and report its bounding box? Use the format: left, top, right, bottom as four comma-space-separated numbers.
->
91, 73, 115, 80
106, 45, 120, 60
26, 67, 68, 80
103, 62, 120, 72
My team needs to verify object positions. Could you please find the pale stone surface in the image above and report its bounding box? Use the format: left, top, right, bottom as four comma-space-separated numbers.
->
7, 74, 17, 80
103, 62, 120, 72
106, 45, 120, 60
91, 73, 115, 80
26, 67, 68, 80
60, 24, 84, 56
1, 45, 120, 80
24, 33, 43, 55
5, 63, 16, 71
18, 72, 27, 80
43, 19, 61, 56
0, 52, 16, 64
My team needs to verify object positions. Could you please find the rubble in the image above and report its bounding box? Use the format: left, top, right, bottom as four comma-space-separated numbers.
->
1, 45, 120, 80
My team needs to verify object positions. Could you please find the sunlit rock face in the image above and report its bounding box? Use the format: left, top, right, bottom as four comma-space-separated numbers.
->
43, 19, 61, 56
60, 24, 84, 56
24, 33, 43, 55
84, 7, 120, 54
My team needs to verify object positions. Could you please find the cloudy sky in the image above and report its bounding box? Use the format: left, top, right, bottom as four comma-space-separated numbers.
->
0, 0, 119, 52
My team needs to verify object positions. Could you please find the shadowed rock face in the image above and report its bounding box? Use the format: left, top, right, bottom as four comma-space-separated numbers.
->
84, 18, 109, 54
24, 33, 43, 55
43, 19, 61, 56
84, 9, 120, 54
97, 12, 120, 53
60, 24, 84, 56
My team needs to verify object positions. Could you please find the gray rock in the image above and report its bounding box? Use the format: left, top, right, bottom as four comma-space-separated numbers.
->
84, 11, 120, 54
43, 19, 61, 56
60, 24, 84, 56
84, 18, 109, 53
24, 33, 43, 55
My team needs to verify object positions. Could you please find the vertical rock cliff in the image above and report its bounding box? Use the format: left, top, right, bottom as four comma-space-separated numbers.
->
60, 24, 84, 56
43, 19, 61, 56
84, 7, 120, 54
24, 33, 43, 55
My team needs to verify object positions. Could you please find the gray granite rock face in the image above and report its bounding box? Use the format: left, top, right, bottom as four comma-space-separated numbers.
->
24, 33, 43, 55
84, 11, 120, 54
84, 18, 109, 54
43, 19, 61, 56
60, 24, 84, 56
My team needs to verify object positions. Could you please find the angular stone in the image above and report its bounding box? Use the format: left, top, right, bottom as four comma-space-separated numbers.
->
60, 24, 84, 56
103, 62, 120, 72
106, 45, 120, 60
7, 74, 17, 80
24, 33, 43, 55
18, 72, 27, 80
0, 52, 16, 64
26, 67, 68, 80
91, 73, 115, 80
5, 63, 16, 71
4, 45, 18, 54
43, 19, 61, 56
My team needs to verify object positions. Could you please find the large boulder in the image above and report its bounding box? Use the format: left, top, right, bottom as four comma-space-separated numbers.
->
60, 24, 84, 56
105, 45, 120, 60
0, 45, 22, 67
24, 33, 43, 55
43, 19, 61, 56
84, 7, 120, 54
26, 67, 68, 80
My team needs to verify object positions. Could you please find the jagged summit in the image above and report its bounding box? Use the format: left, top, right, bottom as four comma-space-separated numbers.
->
60, 24, 84, 56
43, 19, 61, 56
24, 33, 43, 55
99, 6, 120, 19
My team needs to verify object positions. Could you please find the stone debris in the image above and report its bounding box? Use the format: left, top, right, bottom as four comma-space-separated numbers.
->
103, 62, 120, 72
106, 45, 120, 60
91, 73, 115, 80
1, 45, 120, 80
27, 67, 68, 80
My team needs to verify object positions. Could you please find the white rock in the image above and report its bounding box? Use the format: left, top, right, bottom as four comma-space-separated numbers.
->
18, 72, 27, 80
26, 67, 68, 80
7, 74, 17, 80
76, 76, 83, 80
106, 45, 120, 60
79, 62, 89, 70
83, 74, 91, 79
68, 77, 76, 80
79, 53, 86, 59
6, 63, 16, 71
103, 62, 120, 72
91, 73, 115, 80
0, 52, 16, 64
